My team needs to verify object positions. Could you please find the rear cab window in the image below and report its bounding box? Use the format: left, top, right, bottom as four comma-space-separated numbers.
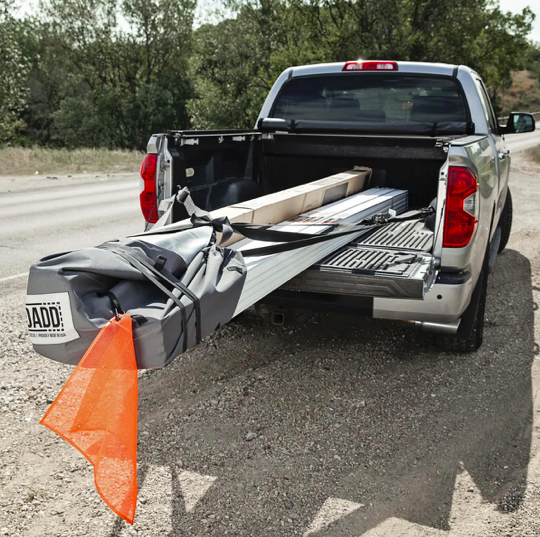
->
271, 74, 470, 128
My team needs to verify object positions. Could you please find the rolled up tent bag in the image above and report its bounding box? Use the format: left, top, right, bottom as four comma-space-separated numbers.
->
26, 224, 247, 369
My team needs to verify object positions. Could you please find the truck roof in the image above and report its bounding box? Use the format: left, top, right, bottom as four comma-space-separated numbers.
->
287, 61, 465, 78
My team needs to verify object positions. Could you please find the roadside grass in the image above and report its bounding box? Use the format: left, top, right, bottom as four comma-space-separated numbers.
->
527, 144, 540, 166
0, 147, 144, 176
501, 70, 540, 116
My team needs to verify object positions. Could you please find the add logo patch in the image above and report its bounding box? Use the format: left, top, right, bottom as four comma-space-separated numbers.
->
26, 292, 79, 345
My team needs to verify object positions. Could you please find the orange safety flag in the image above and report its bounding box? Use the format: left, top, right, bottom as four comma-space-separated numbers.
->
40, 314, 138, 524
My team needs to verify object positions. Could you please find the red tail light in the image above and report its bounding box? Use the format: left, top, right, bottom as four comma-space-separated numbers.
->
139, 154, 158, 223
443, 166, 478, 248
342, 61, 398, 71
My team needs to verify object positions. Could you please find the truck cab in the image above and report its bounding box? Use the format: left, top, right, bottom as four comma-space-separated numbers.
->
139, 60, 535, 351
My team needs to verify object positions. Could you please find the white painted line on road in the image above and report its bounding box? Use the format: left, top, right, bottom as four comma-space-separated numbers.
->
0, 272, 28, 283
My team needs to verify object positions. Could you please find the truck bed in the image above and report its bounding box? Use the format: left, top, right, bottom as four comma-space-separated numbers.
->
163, 130, 457, 221
163, 129, 445, 307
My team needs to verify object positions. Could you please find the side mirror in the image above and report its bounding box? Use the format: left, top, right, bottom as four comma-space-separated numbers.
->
499, 112, 536, 134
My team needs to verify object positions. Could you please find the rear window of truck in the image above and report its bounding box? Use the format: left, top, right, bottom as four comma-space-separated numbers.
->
271, 74, 468, 125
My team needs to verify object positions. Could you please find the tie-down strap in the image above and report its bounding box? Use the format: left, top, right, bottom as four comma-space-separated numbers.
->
138, 188, 435, 258
98, 242, 202, 352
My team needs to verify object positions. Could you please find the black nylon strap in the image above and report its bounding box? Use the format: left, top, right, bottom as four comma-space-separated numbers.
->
137, 206, 433, 245
134, 188, 434, 258
97, 290, 124, 317
155, 263, 203, 345
163, 188, 235, 245
230, 222, 370, 243
235, 208, 435, 257
99, 243, 201, 351
106, 248, 189, 352
117, 244, 202, 346
238, 223, 380, 257
104, 243, 202, 345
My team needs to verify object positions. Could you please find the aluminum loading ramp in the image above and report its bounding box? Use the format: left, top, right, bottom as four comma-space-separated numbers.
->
232, 188, 408, 316
280, 219, 437, 299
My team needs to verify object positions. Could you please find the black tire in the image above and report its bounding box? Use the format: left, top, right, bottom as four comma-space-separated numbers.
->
498, 188, 513, 253
435, 257, 489, 353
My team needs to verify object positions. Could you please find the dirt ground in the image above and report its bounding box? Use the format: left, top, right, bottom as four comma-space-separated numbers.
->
1, 152, 540, 536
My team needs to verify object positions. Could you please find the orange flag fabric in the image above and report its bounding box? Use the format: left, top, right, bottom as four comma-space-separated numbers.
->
41, 314, 138, 524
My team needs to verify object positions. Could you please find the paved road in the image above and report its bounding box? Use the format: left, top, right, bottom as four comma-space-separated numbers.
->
1, 129, 537, 290
0, 174, 142, 298
0, 129, 538, 295
505, 129, 540, 153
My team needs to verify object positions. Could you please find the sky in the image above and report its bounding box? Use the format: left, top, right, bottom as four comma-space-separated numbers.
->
499, 0, 540, 42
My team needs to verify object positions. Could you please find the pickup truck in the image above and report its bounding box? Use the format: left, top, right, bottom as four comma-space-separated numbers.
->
138, 60, 535, 352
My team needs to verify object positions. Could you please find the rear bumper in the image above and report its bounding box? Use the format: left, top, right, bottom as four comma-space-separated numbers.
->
262, 277, 474, 324
373, 278, 474, 323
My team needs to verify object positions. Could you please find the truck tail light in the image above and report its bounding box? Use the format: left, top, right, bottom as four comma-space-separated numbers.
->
443, 166, 478, 248
342, 61, 398, 71
139, 154, 158, 223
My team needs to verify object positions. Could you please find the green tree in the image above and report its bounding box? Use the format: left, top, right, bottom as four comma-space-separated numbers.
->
22, 0, 196, 148
396, 0, 534, 110
0, 1, 30, 143
188, 0, 534, 127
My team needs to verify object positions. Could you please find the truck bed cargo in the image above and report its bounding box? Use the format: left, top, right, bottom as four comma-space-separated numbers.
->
140, 60, 534, 350
232, 188, 408, 315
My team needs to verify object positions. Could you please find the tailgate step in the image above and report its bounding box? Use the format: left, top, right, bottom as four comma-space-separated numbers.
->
281, 246, 437, 299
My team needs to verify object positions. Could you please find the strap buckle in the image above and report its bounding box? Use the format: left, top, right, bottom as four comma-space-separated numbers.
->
176, 187, 190, 205
97, 290, 124, 321
420, 206, 436, 218
363, 213, 390, 225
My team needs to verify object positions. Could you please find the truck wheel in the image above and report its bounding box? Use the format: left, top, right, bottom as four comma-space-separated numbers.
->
435, 258, 488, 353
497, 188, 513, 253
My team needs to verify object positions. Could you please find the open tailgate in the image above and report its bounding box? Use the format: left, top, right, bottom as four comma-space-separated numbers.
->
280, 219, 438, 299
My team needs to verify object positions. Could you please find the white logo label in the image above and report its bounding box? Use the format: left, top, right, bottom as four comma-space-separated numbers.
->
26, 292, 79, 345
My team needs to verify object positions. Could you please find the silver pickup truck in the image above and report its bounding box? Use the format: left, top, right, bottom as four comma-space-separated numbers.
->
139, 60, 535, 352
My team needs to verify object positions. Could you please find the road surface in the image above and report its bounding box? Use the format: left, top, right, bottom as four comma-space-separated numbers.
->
505, 128, 540, 153
0, 173, 141, 297
0, 129, 538, 298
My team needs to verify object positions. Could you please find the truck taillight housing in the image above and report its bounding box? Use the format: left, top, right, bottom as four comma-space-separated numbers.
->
139, 154, 158, 223
443, 166, 478, 248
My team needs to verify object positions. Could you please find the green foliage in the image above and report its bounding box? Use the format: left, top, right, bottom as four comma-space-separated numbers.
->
525, 42, 540, 82
18, 0, 195, 149
1, 0, 537, 145
189, 0, 534, 126
0, 4, 30, 143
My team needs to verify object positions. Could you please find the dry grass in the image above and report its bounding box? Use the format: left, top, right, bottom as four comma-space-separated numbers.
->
0, 147, 145, 176
527, 144, 540, 166
501, 71, 540, 116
